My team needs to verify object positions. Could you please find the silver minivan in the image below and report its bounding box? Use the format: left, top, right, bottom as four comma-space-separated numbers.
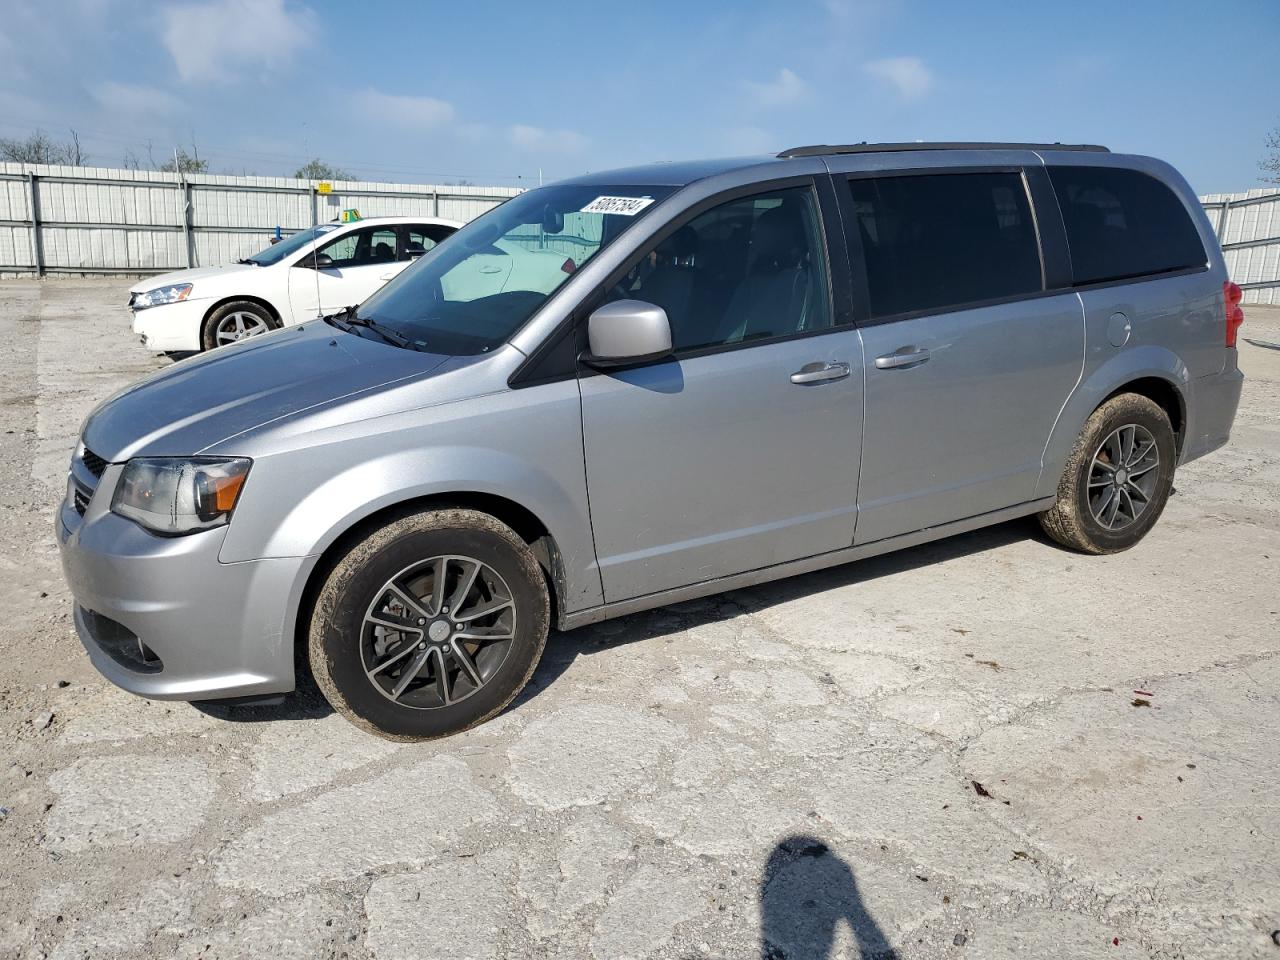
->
58, 143, 1245, 740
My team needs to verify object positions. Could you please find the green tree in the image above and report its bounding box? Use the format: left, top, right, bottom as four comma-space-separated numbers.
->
159, 146, 209, 174
295, 158, 354, 181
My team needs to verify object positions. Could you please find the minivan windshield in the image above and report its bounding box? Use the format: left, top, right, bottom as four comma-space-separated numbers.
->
356, 183, 675, 355
243, 223, 343, 266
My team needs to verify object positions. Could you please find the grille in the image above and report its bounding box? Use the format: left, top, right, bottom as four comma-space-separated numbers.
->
81, 447, 108, 478
73, 486, 90, 515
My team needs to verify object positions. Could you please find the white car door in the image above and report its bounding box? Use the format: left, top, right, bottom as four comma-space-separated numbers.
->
289, 225, 402, 318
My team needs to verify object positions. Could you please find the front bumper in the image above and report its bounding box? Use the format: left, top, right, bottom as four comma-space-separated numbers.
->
130, 298, 209, 353
56, 465, 306, 701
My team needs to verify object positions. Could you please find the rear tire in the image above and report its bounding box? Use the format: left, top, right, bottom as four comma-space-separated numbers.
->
201, 300, 278, 350
308, 509, 549, 741
1039, 393, 1176, 554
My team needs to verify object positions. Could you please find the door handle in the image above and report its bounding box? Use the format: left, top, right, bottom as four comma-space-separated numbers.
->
874, 347, 930, 369
790, 361, 851, 385
379, 272, 397, 281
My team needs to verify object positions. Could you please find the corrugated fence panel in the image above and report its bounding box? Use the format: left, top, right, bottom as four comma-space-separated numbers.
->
1200, 188, 1280, 304
0, 225, 32, 267
0, 177, 31, 221
194, 183, 310, 230
40, 226, 184, 271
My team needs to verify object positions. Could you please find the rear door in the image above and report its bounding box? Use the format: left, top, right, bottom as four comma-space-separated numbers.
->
579, 179, 865, 601
839, 167, 1085, 544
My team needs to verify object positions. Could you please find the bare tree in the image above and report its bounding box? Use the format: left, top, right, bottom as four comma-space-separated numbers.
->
64, 129, 87, 165
122, 149, 142, 170
294, 158, 355, 181
1262, 127, 1280, 184
0, 129, 89, 165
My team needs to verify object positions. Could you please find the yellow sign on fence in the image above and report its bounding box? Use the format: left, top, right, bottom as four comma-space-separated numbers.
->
316, 181, 332, 195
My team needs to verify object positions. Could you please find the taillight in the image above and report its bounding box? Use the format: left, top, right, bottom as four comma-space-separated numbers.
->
1224, 280, 1244, 347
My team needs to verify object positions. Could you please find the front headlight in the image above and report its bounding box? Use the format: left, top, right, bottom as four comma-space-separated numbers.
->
111, 457, 251, 535
132, 283, 193, 310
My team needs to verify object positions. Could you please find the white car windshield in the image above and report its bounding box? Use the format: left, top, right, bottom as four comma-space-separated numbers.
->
243, 223, 343, 266
355, 184, 674, 355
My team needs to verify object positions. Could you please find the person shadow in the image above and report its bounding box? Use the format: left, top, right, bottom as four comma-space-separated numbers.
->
760, 836, 899, 960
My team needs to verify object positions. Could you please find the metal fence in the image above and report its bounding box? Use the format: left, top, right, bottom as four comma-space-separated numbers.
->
0, 162, 522, 276
3, 161, 1278, 301
1200, 187, 1280, 304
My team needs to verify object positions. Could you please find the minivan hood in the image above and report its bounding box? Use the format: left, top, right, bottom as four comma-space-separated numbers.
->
129, 262, 259, 295
81, 323, 449, 461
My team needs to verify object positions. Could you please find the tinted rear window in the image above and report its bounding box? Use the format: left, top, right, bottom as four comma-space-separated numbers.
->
1047, 166, 1206, 286
848, 172, 1043, 319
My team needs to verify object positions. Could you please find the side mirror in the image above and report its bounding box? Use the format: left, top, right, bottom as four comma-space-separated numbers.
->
405, 242, 427, 259
300, 252, 334, 269
583, 300, 673, 368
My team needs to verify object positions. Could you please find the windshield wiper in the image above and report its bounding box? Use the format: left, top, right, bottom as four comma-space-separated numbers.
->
236, 258, 259, 265
324, 305, 423, 351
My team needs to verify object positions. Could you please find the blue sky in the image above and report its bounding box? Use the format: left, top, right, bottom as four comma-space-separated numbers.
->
0, 0, 1276, 193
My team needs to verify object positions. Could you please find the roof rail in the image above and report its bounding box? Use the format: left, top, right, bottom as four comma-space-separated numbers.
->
777, 142, 1110, 159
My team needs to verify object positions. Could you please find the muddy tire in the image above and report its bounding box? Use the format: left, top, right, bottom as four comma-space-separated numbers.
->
201, 300, 278, 350
308, 508, 549, 741
1039, 393, 1176, 554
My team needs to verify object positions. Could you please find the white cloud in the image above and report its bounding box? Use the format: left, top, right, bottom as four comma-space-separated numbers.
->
161, 0, 318, 83
353, 89, 455, 128
745, 67, 807, 108
508, 124, 587, 154
88, 81, 184, 116
862, 56, 932, 100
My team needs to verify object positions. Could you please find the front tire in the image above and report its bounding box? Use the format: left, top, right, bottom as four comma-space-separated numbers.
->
308, 509, 550, 741
201, 300, 278, 350
1039, 393, 1176, 554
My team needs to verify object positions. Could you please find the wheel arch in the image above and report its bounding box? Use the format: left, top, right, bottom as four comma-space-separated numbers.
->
1038, 347, 1191, 499
289, 491, 568, 673
1100, 376, 1186, 455
202, 295, 284, 328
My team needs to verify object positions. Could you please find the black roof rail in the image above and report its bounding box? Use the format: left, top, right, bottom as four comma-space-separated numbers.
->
777, 141, 1110, 159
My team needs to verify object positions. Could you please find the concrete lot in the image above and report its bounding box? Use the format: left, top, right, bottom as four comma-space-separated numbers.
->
0, 279, 1277, 960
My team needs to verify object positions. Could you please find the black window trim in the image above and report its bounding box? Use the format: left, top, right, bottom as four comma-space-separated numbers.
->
510, 173, 854, 386
838, 164, 1057, 328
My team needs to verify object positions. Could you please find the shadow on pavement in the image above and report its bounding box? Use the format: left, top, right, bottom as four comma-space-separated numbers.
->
187, 670, 334, 723
760, 836, 899, 960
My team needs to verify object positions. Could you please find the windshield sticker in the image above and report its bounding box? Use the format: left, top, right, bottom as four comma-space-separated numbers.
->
316, 224, 339, 233
580, 195, 656, 216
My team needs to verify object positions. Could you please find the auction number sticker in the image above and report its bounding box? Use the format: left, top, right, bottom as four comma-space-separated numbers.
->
580, 195, 656, 216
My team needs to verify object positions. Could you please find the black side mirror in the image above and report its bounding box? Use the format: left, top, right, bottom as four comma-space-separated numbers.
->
301, 252, 334, 269
405, 242, 427, 259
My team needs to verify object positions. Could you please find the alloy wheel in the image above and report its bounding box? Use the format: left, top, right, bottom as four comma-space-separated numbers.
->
360, 555, 517, 709
214, 310, 271, 344
1087, 423, 1161, 531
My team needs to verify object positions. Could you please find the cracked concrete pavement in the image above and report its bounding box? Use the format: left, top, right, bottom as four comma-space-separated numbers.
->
0, 279, 1277, 959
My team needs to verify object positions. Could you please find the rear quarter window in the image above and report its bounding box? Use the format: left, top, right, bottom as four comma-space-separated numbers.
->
1047, 166, 1207, 286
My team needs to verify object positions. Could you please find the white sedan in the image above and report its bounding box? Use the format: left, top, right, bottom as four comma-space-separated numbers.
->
128, 216, 461, 352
